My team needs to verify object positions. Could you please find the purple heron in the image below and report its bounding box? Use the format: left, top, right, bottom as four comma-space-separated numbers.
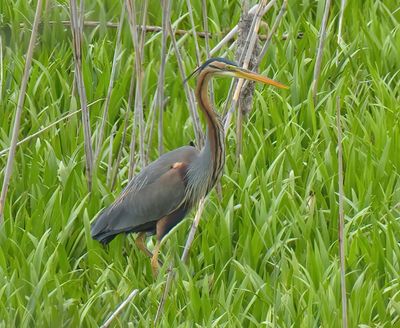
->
91, 58, 287, 275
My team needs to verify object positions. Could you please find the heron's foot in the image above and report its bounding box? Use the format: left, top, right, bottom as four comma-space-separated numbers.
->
151, 241, 162, 277
151, 256, 160, 277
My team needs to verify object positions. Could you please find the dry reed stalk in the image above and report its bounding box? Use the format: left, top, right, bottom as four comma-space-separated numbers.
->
95, 6, 125, 162
145, 89, 161, 162
210, 2, 274, 56
139, 0, 149, 163
157, 0, 170, 155
0, 35, 3, 103
185, 0, 201, 66
110, 106, 130, 191
22, 21, 303, 42
125, 0, 146, 169
223, 0, 277, 136
232, 0, 275, 158
127, 72, 137, 181
336, 0, 348, 327
69, 0, 94, 192
100, 289, 139, 328
0, 0, 43, 221
106, 124, 116, 186
154, 197, 207, 325
336, 97, 347, 328
167, 21, 203, 146
202, 0, 214, 104
234, 1, 262, 159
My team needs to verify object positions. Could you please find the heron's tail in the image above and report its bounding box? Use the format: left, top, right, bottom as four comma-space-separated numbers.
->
91, 207, 122, 244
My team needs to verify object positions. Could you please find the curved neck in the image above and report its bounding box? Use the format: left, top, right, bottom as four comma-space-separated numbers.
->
195, 71, 225, 186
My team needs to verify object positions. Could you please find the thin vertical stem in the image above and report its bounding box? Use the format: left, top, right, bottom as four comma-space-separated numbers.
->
125, 0, 145, 169
312, 0, 331, 105
201, 0, 214, 105
0, 0, 43, 221
336, 98, 347, 328
95, 6, 125, 161
157, 0, 170, 155
145, 89, 160, 162
0, 35, 3, 103
337, 0, 346, 46
139, 0, 149, 52
336, 0, 348, 327
127, 69, 137, 181
70, 0, 94, 192
231, 0, 273, 158
139, 0, 149, 164
185, 0, 201, 66
155, 197, 206, 324
167, 21, 203, 146
255, 0, 287, 69
100, 289, 139, 328
111, 104, 130, 191
106, 124, 116, 187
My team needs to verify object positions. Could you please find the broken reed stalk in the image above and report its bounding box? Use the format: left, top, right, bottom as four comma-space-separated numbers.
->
312, 0, 331, 105
100, 289, 139, 328
223, 0, 277, 135
210, 3, 270, 56
70, 0, 94, 193
230, 0, 276, 158
336, 0, 348, 327
0, 0, 43, 221
125, 0, 146, 169
154, 197, 207, 325
95, 6, 125, 162
157, 0, 170, 155
234, 1, 262, 160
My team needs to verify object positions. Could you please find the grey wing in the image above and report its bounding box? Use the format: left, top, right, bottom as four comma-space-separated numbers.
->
91, 146, 198, 243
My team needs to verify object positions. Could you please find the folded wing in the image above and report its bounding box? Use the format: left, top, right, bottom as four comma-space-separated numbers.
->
91, 146, 198, 243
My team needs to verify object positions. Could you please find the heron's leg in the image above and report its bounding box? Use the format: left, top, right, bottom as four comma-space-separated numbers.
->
135, 232, 164, 270
151, 240, 161, 277
135, 232, 153, 258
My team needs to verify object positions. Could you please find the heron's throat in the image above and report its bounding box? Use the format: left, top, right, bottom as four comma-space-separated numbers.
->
195, 71, 225, 191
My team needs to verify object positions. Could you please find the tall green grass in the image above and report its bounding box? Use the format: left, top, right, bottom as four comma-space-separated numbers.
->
0, 0, 399, 327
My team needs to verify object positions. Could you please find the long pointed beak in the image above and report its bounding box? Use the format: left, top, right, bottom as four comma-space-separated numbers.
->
232, 67, 288, 89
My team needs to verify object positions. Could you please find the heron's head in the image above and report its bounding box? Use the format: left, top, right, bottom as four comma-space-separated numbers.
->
186, 57, 288, 89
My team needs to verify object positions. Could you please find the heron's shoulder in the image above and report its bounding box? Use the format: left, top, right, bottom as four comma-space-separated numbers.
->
158, 145, 199, 162
125, 146, 198, 190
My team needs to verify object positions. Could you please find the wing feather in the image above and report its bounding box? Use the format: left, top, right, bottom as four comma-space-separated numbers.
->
91, 146, 198, 243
